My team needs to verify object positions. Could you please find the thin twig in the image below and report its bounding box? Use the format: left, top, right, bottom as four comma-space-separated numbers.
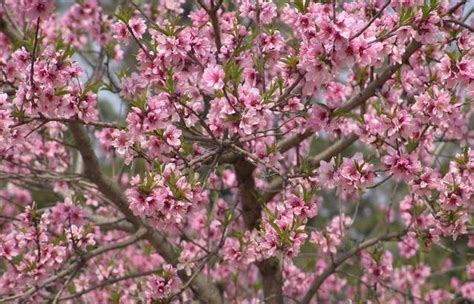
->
59, 269, 159, 301
444, 19, 474, 32
351, 1, 391, 40
301, 230, 407, 304
30, 17, 41, 86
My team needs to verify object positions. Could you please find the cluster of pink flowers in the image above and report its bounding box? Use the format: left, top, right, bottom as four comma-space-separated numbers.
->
360, 250, 394, 285
0, 204, 86, 295
145, 265, 180, 300
126, 165, 206, 230
310, 215, 351, 255
319, 152, 375, 198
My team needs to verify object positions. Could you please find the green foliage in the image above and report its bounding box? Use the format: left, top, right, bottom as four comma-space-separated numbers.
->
224, 60, 243, 84
115, 6, 134, 23
399, 6, 415, 25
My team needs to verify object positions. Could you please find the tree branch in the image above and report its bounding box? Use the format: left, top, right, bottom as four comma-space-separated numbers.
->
263, 134, 358, 203
300, 230, 407, 304
444, 19, 474, 32
59, 269, 159, 301
274, 40, 422, 157
350, 1, 391, 40
335, 40, 421, 113
260, 40, 422, 205
234, 157, 284, 303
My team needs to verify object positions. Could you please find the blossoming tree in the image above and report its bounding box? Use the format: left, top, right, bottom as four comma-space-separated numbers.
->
0, 0, 473, 303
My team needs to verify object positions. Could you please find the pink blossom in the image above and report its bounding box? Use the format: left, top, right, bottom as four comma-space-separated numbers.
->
163, 125, 182, 147
202, 65, 225, 92
461, 282, 474, 301
145, 265, 179, 300
382, 148, 421, 181
113, 22, 130, 42
23, 0, 55, 20
398, 232, 419, 258
112, 130, 132, 155
128, 17, 146, 39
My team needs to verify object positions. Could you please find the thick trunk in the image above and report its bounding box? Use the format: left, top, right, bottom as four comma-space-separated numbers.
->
234, 159, 284, 304
258, 257, 284, 304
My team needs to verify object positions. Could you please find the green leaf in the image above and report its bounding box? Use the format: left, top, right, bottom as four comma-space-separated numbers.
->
421, 5, 430, 19
181, 141, 193, 156
130, 97, 147, 111
331, 110, 363, 123
303, 186, 317, 203
67, 283, 77, 295
109, 291, 121, 304
138, 172, 155, 194
262, 81, 280, 103
280, 55, 299, 68
224, 113, 241, 123
294, 0, 306, 13
11, 254, 23, 265
143, 244, 153, 256
267, 218, 282, 235
315, 102, 331, 112
266, 143, 277, 155
82, 80, 103, 96
405, 140, 418, 153
299, 157, 312, 176
153, 160, 163, 175
224, 60, 243, 84
115, 6, 133, 23
399, 6, 415, 25
164, 68, 176, 94
446, 51, 458, 62
430, 0, 440, 10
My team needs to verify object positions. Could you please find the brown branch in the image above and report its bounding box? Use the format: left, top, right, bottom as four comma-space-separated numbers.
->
257, 257, 284, 304
86, 228, 147, 257
274, 40, 421, 157
196, 0, 222, 56
230, 144, 281, 176
88, 214, 135, 232
444, 19, 474, 32
209, 2, 222, 53
59, 269, 159, 301
234, 159, 258, 230
277, 129, 313, 154
13, 116, 121, 129
51, 261, 82, 303
262, 134, 358, 203
125, 23, 152, 61
300, 230, 407, 304
30, 18, 41, 86
445, 0, 467, 16
335, 40, 421, 113
234, 156, 284, 303
350, 1, 391, 40
272, 73, 305, 109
